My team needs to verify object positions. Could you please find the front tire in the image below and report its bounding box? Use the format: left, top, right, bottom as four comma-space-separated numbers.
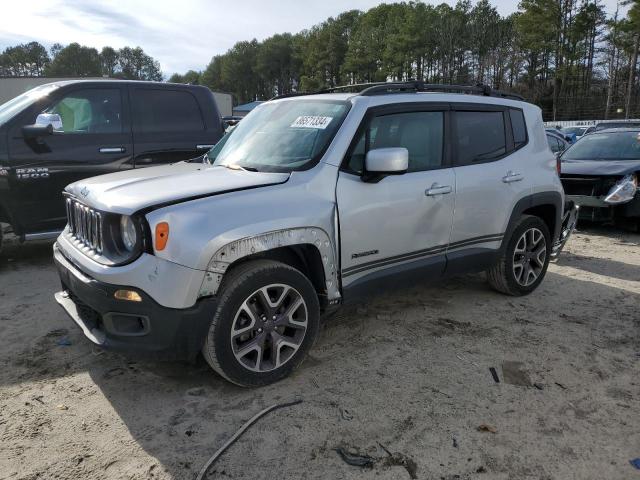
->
202, 259, 320, 387
487, 215, 551, 296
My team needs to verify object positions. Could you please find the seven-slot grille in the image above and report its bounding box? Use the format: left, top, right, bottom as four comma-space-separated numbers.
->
65, 198, 103, 253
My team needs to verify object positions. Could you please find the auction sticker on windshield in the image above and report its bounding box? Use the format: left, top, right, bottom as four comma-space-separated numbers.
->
291, 116, 333, 129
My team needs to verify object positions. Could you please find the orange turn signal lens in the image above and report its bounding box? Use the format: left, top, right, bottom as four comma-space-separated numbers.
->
155, 222, 169, 251
114, 290, 142, 302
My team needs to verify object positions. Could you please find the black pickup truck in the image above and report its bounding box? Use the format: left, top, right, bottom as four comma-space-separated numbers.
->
0, 80, 224, 250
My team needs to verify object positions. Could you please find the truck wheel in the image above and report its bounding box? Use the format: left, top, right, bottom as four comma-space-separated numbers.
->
202, 259, 320, 387
487, 215, 551, 296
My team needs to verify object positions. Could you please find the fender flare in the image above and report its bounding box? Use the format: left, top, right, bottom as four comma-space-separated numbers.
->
198, 227, 341, 302
502, 191, 563, 249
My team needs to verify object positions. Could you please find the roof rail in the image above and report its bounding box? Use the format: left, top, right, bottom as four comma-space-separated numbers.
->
358, 81, 524, 100
271, 81, 524, 101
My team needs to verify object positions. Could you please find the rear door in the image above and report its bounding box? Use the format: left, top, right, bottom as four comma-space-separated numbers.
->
7, 85, 132, 235
337, 104, 455, 296
130, 87, 213, 167
447, 105, 533, 272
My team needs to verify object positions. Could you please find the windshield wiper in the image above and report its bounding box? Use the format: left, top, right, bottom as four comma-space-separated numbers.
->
223, 164, 259, 172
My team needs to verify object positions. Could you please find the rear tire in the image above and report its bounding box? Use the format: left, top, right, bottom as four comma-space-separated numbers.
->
202, 259, 320, 387
487, 215, 551, 296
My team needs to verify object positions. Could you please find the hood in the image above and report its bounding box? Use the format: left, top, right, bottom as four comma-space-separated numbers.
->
65, 162, 290, 215
560, 159, 640, 176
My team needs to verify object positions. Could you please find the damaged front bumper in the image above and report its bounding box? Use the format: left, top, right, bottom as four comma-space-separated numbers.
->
551, 201, 579, 259
53, 243, 215, 359
566, 194, 640, 223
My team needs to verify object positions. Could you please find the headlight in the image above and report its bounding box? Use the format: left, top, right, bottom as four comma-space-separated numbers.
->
120, 215, 138, 251
604, 174, 638, 204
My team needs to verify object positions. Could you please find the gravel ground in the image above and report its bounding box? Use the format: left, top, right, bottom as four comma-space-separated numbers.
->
0, 226, 639, 480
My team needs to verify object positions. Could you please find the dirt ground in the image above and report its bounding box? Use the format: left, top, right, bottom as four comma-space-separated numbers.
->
0, 225, 638, 480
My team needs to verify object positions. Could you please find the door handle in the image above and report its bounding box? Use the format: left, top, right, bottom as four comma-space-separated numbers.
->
425, 183, 452, 196
502, 171, 523, 183
196, 144, 215, 150
99, 147, 125, 154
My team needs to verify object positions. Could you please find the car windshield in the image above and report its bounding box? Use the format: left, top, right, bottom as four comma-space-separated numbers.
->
0, 84, 59, 127
562, 131, 640, 160
207, 99, 350, 172
562, 127, 587, 136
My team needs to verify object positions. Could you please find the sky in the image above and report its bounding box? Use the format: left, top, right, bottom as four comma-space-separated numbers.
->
1, 0, 629, 77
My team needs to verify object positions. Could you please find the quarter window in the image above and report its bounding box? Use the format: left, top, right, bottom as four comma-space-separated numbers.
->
454, 111, 506, 165
41, 89, 122, 134
345, 111, 444, 174
133, 89, 204, 133
510, 109, 527, 147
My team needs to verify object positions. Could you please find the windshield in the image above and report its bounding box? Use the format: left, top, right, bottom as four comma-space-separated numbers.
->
0, 84, 59, 127
562, 131, 640, 160
207, 99, 350, 172
562, 127, 587, 136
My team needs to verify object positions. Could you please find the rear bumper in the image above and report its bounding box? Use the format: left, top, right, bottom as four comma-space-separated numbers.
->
53, 243, 215, 359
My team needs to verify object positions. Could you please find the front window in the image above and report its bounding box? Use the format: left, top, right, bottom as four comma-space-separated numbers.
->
41, 88, 122, 134
0, 84, 59, 127
562, 131, 640, 160
207, 100, 350, 172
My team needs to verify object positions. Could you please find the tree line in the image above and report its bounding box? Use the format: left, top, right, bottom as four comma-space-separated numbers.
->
170, 0, 640, 121
3, 1, 640, 121
0, 42, 162, 81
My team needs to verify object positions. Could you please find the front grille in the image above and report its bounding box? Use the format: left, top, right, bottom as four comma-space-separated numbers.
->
65, 198, 103, 253
560, 175, 621, 197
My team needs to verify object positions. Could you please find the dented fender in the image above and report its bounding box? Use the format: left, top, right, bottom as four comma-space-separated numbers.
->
198, 227, 341, 302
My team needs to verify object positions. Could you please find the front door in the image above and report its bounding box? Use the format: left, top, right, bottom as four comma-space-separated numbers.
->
7, 86, 132, 234
336, 107, 455, 298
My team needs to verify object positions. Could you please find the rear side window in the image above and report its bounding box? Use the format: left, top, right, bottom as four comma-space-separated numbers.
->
133, 89, 204, 133
454, 111, 506, 166
344, 111, 444, 174
510, 109, 527, 148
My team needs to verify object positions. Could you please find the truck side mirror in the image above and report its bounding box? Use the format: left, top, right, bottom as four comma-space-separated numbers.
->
362, 147, 409, 182
22, 123, 53, 139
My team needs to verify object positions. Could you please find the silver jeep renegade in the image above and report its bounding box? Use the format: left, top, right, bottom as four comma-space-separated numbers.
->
53, 82, 573, 387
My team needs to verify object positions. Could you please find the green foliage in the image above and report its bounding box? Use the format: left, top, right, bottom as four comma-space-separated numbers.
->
1, 42, 162, 81
0, 42, 51, 76
45, 43, 101, 77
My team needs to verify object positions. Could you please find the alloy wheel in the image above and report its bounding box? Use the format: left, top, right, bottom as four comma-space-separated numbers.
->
230, 284, 308, 372
512, 227, 547, 287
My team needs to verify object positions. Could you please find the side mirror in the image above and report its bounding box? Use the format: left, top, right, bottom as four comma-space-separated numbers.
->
363, 148, 408, 182
22, 123, 53, 139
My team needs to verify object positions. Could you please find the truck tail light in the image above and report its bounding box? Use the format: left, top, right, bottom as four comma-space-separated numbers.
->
155, 222, 169, 251
556, 155, 561, 175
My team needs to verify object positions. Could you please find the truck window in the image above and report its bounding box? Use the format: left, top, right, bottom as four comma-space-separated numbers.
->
41, 89, 122, 134
345, 111, 444, 174
133, 89, 204, 133
454, 110, 506, 165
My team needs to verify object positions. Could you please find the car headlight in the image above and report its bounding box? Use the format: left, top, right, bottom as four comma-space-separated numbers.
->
120, 215, 138, 251
604, 174, 638, 204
